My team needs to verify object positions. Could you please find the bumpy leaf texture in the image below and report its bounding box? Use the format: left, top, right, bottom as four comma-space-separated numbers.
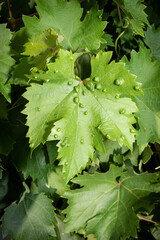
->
2, 193, 57, 240
122, 47, 160, 152
15, 0, 107, 51
23, 49, 140, 183
0, 24, 15, 102
64, 165, 160, 240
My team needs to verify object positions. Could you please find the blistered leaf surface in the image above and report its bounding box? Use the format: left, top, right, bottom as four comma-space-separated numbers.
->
23, 49, 140, 183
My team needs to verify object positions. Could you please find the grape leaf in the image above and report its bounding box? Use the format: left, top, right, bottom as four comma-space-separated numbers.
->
48, 167, 69, 196
2, 193, 57, 240
64, 165, 160, 240
9, 57, 33, 86
20, 0, 106, 51
114, 0, 149, 36
12, 140, 48, 181
0, 24, 15, 102
23, 49, 140, 183
23, 28, 61, 57
122, 47, 160, 152
10, 29, 62, 86
145, 26, 160, 61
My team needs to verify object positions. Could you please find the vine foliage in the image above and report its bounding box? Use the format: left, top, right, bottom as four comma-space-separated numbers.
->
0, 0, 160, 239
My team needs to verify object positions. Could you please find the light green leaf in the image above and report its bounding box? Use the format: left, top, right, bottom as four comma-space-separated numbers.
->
23, 49, 139, 183
21, 28, 62, 70
21, 0, 107, 51
64, 165, 160, 240
151, 224, 160, 240
48, 167, 69, 196
94, 139, 128, 163
0, 24, 15, 102
2, 193, 57, 240
145, 26, 160, 61
23, 28, 61, 57
122, 47, 160, 152
54, 215, 82, 240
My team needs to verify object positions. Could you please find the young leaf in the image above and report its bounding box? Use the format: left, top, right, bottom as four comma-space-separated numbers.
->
122, 47, 160, 152
22, 28, 62, 69
23, 49, 140, 183
22, 29, 61, 57
145, 26, 160, 61
21, 0, 107, 51
64, 165, 160, 240
0, 24, 15, 102
2, 193, 57, 240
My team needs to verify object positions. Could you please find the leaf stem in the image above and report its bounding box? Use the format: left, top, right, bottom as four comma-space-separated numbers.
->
117, 5, 123, 27
7, 0, 12, 18
76, 59, 81, 79
115, 29, 126, 60
137, 215, 158, 224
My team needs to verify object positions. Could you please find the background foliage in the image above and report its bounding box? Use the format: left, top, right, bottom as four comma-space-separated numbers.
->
0, 0, 160, 239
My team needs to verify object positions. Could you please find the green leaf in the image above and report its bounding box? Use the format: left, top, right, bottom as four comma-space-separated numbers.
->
54, 215, 82, 240
0, 24, 15, 102
23, 49, 140, 183
145, 26, 160, 61
94, 139, 128, 163
9, 57, 33, 85
22, 28, 62, 70
23, 28, 61, 57
151, 224, 160, 240
64, 165, 160, 240
2, 193, 57, 240
114, 0, 149, 36
141, 145, 153, 164
122, 47, 160, 152
48, 167, 69, 196
46, 141, 58, 164
12, 141, 48, 181
21, 0, 107, 51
